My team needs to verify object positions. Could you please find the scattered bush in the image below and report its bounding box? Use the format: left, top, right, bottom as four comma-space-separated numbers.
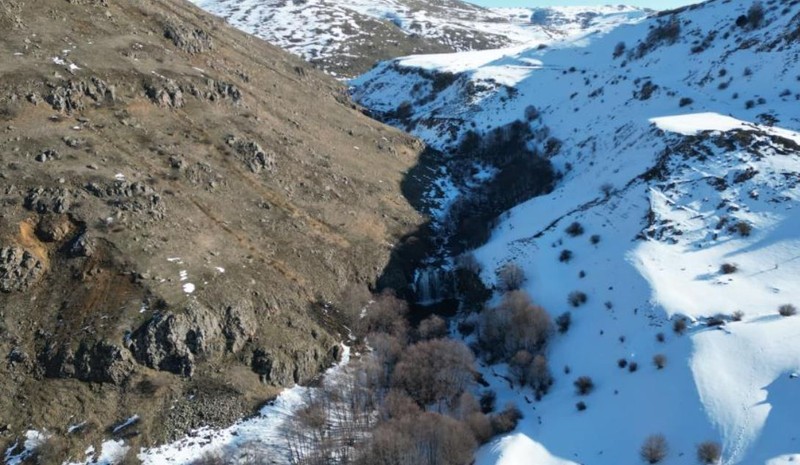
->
590, 234, 601, 245
732, 310, 744, 322
641, 434, 669, 464
778, 304, 797, 317
618, 358, 628, 368
555, 312, 572, 333
490, 404, 523, 435
565, 221, 585, 237
673, 318, 688, 335
720, 263, 738, 274
600, 182, 614, 198
576, 401, 587, 411
559, 249, 574, 263
417, 315, 448, 341
731, 220, 752, 237
568, 291, 588, 308
613, 41, 626, 58
697, 441, 722, 464
497, 263, 526, 291
629, 361, 639, 373
680, 97, 694, 107
656, 332, 665, 343
746, 1, 765, 29
480, 390, 496, 414
653, 354, 667, 370
509, 350, 534, 386
574, 376, 595, 395
524, 105, 540, 121
527, 354, 554, 399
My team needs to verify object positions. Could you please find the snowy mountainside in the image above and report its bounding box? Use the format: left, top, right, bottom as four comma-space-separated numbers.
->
352, 1, 800, 464
189, 0, 649, 76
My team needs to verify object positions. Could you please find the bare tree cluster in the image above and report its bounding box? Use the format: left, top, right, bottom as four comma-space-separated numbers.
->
279, 288, 521, 465
478, 290, 553, 362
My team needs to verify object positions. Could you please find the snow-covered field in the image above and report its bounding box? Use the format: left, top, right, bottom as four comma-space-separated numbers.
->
189, 0, 648, 75
352, 0, 800, 463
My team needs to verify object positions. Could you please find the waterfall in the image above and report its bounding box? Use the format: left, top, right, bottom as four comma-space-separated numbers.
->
413, 267, 456, 304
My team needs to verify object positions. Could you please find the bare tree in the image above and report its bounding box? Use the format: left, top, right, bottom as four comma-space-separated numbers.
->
392, 339, 476, 408
640, 434, 669, 463
359, 290, 409, 339
417, 315, 448, 340
497, 263, 525, 291
697, 441, 722, 464
479, 290, 552, 362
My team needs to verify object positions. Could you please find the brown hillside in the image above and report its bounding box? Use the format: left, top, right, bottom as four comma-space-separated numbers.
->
0, 0, 424, 455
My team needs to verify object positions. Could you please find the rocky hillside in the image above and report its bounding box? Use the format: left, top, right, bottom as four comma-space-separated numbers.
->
0, 0, 424, 460
352, 0, 800, 463
190, 0, 649, 77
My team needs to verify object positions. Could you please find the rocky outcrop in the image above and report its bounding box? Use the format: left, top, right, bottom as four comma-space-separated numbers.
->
85, 180, 165, 220
225, 136, 277, 174
251, 344, 339, 386
45, 78, 115, 113
0, 246, 45, 293
144, 79, 185, 109
24, 187, 76, 214
35, 214, 74, 243
40, 341, 135, 384
164, 20, 213, 54
130, 305, 221, 377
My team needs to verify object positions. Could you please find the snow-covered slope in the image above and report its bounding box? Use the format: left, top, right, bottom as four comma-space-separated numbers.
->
188, 0, 649, 76
352, 1, 800, 464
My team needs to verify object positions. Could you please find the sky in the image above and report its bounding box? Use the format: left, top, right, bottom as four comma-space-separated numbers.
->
467, 0, 698, 9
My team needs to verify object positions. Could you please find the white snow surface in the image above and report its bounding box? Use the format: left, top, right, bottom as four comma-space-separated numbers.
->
352, 0, 800, 464
189, 0, 648, 75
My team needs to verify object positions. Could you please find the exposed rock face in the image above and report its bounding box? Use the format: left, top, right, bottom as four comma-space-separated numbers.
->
131, 305, 222, 377
164, 20, 214, 54
45, 78, 114, 113
0, 246, 45, 293
24, 187, 75, 214
226, 136, 277, 174
251, 344, 338, 386
144, 79, 185, 108
85, 180, 165, 220
41, 341, 135, 385
35, 215, 74, 242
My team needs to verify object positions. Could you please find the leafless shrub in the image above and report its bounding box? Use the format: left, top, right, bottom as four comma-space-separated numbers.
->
641, 434, 669, 464
478, 290, 553, 362
673, 318, 688, 335
555, 312, 571, 333
359, 290, 409, 338
490, 404, 522, 435
565, 221, 585, 237
697, 441, 722, 464
392, 339, 475, 407
779, 304, 797, 317
417, 315, 448, 340
568, 291, 588, 307
720, 263, 738, 274
497, 263, 526, 291
574, 376, 594, 395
